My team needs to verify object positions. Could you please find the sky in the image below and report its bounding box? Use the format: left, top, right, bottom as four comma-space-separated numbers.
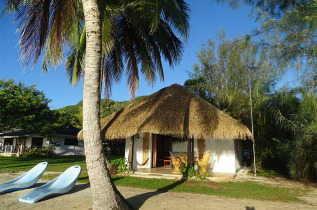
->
0, 1, 296, 109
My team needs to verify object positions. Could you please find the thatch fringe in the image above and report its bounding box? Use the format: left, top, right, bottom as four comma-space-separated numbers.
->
78, 84, 254, 142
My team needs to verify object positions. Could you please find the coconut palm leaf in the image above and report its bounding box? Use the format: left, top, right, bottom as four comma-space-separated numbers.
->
64, 0, 189, 98
65, 27, 86, 85
5, 0, 81, 69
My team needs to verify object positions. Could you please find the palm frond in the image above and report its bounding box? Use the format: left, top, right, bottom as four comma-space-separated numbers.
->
16, 0, 51, 68
103, 37, 124, 99
65, 27, 86, 86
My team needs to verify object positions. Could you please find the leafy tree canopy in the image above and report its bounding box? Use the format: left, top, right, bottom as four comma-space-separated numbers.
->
220, 0, 317, 75
0, 79, 79, 135
184, 31, 277, 123
273, 89, 317, 181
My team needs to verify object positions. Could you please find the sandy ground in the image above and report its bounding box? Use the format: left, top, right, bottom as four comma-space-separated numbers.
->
0, 172, 316, 210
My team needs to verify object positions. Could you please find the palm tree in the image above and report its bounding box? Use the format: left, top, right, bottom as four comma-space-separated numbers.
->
5, 0, 189, 209
47, 0, 189, 98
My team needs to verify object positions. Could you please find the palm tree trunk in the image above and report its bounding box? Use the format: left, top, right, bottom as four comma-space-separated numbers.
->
81, 0, 131, 209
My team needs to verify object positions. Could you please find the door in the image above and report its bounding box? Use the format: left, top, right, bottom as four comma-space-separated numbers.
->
17, 137, 26, 153
4, 138, 14, 153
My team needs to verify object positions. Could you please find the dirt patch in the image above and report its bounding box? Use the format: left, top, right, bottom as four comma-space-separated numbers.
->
185, 180, 220, 190
236, 174, 317, 206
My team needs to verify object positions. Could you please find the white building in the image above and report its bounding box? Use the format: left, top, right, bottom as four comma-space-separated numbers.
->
0, 127, 84, 156
124, 133, 243, 173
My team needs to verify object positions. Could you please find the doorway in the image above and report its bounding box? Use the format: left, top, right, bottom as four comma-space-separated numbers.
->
152, 134, 172, 168
17, 137, 26, 153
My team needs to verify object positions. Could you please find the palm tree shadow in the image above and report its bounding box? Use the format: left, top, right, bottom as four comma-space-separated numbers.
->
34, 183, 90, 203
127, 179, 186, 209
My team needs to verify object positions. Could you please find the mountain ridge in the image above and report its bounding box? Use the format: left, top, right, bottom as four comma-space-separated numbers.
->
57, 96, 148, 126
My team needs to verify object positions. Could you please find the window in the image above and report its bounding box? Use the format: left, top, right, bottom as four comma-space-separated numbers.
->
32, 138, 43, 148
4, 138, 13, 145
64, 138, 78, 146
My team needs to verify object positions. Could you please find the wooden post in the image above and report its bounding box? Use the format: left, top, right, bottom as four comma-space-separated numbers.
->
128, 137, 134, 169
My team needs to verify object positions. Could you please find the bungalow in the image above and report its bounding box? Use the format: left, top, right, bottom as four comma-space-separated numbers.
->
78, 84, 254, 175
0, 126, 84, 156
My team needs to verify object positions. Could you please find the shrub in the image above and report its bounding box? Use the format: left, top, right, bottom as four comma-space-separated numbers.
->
110, 158, 131, 173
180, 163, 199, 179
23, 147, 53, 158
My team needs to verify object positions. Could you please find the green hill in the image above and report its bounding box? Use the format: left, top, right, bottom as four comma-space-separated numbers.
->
58, 96, 148, 126
58, 100, 83, 115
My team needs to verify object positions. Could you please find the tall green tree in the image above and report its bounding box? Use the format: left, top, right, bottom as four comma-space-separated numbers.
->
253, 89, 301, 170
184, 32, 276, 123
0, 79, 79, 135
5, 0, 189, 208
274, 90, 317, 181
220, 0, 317, 74
0, 79, 51, 132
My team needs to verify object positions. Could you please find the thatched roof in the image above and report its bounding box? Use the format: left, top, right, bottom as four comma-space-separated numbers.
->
78, 84, 254, 142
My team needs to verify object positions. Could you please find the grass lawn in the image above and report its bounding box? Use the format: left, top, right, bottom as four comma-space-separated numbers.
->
0, 155, 122, 173
0, 156, 306, 203
111, 176, 304, 203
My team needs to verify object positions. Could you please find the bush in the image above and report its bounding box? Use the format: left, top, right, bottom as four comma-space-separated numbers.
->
23, 147, 53, 158
110, 158, 131, 173
180, 163, 199, 179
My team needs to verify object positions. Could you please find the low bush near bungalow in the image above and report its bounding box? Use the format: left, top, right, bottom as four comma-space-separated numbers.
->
110, 158, 131, 174
179, 163, 210, 179
23, 147, 54, 158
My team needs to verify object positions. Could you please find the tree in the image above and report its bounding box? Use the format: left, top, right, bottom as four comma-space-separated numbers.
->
274, 90, 317, 181
0, 79, 79, 136
220, 0, 317, 75
0, 79, 51, 132
184, 32, 276, 123
48, 0, 189, 98
253, 89, 301, 170
5, 0, 189, 208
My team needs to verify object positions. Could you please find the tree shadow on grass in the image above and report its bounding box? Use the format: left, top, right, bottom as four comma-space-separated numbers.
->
127, 179, 186, 209
112, 176, 124, 182
75, 174, 124, 183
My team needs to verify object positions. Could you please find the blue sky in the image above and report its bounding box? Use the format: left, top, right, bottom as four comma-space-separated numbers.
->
0, 1, 296, 109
